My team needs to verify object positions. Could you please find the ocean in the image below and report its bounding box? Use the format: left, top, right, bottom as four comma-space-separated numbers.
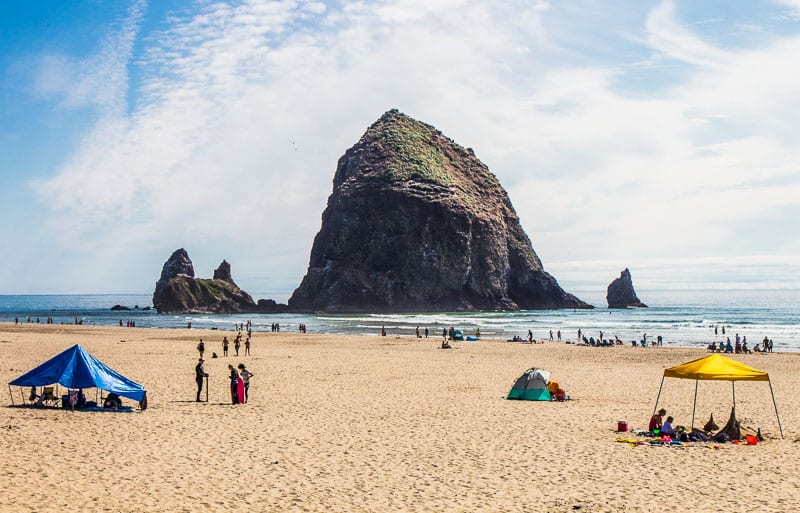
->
1, 289, 799, 351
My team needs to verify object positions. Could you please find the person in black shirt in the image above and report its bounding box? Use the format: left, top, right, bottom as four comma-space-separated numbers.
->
195, 358, 208, 402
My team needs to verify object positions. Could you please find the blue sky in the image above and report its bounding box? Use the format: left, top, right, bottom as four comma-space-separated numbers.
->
2, 0, 800, 299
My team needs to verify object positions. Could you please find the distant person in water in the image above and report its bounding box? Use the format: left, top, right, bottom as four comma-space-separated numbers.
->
381, 326, 387, 337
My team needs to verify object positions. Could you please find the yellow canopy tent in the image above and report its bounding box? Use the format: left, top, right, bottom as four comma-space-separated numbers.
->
653, 353, 783, 438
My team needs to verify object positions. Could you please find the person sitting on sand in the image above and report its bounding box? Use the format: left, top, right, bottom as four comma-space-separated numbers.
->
104, 393, 122, 410
441, 339, 452, 349
28, 386, 39, 403
707, 341, 716, 352
649, 408, 666, 433
661, 416, 676, 437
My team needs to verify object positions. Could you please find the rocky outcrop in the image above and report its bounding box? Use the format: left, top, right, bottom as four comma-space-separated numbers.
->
213, 260, 235, 284
288, 109, 591, 313
606, 268, 647, 308
257, 299, 290, 313
153, 249, 287, 314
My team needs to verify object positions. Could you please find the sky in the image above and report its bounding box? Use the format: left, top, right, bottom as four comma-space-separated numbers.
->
2, 0, 800, 300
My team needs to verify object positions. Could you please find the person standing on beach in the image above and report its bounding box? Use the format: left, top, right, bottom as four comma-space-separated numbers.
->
425, 327, 429, 338
244, 336, 251, 356
234, 337, 241, 356
577, 328, 582, 342
557, 330, 561, 342
222, 336, 229, 357
238, 364, 253, 403
549, 330, 554, 341
197, 339, 205, 358
195, 358, 208, 402
228, 364, 240, 404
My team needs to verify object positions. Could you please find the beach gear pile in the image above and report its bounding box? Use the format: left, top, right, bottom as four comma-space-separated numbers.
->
506, 368, 568, 401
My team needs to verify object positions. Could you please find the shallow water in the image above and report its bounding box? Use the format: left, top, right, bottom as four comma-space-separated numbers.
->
1, 289, 798, 351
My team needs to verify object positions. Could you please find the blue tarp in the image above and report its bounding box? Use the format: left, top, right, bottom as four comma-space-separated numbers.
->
9, 344, 146, 403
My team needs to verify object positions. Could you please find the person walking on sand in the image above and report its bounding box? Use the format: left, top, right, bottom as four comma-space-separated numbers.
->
222, 336, 229, 357
195, 358, 208, 402
244, 336, 250, 356
197, 339, 205, 358
228, 364, 240, 404
234, 337, 241, 356
238, 363, 253, 403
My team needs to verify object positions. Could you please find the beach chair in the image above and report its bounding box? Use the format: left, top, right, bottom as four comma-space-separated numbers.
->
40, 386, 60, 407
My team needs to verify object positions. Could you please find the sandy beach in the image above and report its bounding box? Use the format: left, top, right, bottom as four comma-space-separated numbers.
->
1, 323, 798, 512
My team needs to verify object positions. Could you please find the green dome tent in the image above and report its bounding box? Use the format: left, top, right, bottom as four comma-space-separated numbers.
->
507, 368, 551, 401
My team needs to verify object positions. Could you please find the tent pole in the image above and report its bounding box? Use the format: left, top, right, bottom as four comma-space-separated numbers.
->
732, 381, 736, 419
691, 379, 698, 431
652, 375, 665, 416
8, 385, 14, 406
768, 379, 784, 439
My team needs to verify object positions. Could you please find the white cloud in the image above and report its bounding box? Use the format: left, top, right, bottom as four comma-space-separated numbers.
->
28, 0, 800, 295
33, 0, 146, 117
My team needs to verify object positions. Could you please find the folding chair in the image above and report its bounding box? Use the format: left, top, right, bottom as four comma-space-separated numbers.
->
40, 386, 60, 407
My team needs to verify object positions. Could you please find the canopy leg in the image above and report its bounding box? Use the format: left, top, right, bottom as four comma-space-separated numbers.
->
769, 379, 784, 439
652, 376, 665, 416
732, 381, 736, 419
8, 385, 14, 406
691, 379, 698, 431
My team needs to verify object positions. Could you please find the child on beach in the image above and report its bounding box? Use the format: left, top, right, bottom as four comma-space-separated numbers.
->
649, 408, 666, 433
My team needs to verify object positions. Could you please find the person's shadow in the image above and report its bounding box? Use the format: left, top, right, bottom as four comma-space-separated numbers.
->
169, 400, 237, 406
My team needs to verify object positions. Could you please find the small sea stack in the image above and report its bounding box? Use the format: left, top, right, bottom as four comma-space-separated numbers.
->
152, 249, 287, 314
606, 268, 647, 308
289, 109, 591, 313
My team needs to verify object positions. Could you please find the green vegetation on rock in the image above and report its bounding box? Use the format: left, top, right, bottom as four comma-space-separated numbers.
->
379, 120, 453, 186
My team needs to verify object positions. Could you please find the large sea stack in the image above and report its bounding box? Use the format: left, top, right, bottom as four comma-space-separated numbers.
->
153, 249, 286, 314
288, 109, 591, 313
606, 268, 647, 308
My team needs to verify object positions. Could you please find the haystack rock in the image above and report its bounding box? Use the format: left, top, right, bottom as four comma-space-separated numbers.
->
153, 249, 287, 314
606, 268, 647, 308
288, 109, 591, 313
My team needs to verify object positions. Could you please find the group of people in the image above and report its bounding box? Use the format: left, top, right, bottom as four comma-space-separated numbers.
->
199, 334, 251, 359
575, 329, 664, 348
707, 334, 774, 354
195, 358, 254, 404
649, 408, 676, 437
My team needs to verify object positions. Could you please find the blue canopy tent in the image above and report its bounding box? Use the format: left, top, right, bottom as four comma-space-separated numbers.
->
8, 344, 147, 408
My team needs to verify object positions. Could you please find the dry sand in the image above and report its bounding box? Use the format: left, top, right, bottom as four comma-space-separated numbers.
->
1, 323, 798, 512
